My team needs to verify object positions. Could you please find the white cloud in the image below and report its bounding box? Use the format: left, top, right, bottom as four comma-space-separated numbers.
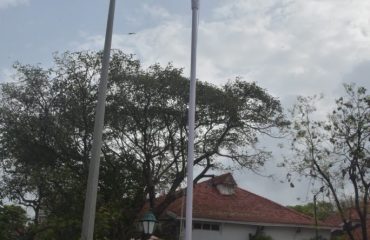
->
0, 0, 29, 9
209, 0, 370, 92
75, 20, 191, 72
142, 3, 171, 19
79, 0, 370, 93
74, 0, 370, 128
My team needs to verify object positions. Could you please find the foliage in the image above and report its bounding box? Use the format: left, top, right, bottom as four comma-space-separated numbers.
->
286, 84, 370, 240
249, 232, 273, 240
0, 205, 27, 240
105, 59, 288, 214
288, 201, 335, 220
0, 51, 287, 239
330, 236, 346, 240
309, 236, 328, 240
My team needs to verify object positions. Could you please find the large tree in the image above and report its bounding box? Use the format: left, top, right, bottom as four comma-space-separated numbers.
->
286, 84, 370, 240
0, 51, 287, 239
105, 59, 287, 215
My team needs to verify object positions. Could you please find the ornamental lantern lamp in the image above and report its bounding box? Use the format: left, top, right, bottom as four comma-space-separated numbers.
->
140, 211, 158, 236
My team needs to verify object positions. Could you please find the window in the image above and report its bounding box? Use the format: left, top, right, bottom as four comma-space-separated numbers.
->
203, 224, 210, 230
192, 222, 220, 231
216, 184, 235, 195
193, 223, 202, 229
211, 224, 220, 231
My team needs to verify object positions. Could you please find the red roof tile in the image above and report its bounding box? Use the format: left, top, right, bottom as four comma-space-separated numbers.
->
324, 207, 370, 240
324, 207, 360, 227
164, 173, 332, 228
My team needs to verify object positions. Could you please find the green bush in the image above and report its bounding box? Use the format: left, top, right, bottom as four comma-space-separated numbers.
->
249, 232, 273, 240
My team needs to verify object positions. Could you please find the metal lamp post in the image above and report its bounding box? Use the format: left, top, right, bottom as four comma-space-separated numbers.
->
313, 193, 319, 240
313, 187, 324, 240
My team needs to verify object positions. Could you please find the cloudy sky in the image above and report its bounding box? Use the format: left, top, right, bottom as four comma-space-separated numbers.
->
1, 0, 370, 206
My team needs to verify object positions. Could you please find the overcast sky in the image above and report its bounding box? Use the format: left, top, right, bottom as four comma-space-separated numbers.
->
1, 0, 370, 206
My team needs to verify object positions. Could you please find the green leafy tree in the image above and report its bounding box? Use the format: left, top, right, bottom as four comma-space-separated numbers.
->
0, 205, 27, 240
105, 59, 288, 215
0, 52, 144, 239
0, 51, 287, 239
288, 201, 335, 220
286, 84, 370, 240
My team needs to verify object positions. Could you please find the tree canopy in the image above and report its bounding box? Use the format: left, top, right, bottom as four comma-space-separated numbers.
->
0, 50, 287, 239
286, 84, 370, 240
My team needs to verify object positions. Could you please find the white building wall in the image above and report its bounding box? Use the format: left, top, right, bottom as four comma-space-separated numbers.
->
264, 226, 331, 240
192, 222, 331, 240
193, 223, 255, 240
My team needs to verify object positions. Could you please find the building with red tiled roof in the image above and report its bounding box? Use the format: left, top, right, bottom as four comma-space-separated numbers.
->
324, 207, 369, 240
159, 173, 333, 240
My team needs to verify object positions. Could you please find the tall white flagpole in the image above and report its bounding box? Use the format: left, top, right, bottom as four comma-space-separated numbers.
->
81, 0, 116, 239
185, 1, 199, 240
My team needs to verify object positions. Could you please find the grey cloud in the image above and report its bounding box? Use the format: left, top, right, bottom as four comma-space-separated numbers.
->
343, 60, 370, 90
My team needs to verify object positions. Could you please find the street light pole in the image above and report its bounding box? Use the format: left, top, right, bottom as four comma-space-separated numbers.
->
185, 1, 199, 240
314, 194, 319, 240
81, 0, 116, 239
